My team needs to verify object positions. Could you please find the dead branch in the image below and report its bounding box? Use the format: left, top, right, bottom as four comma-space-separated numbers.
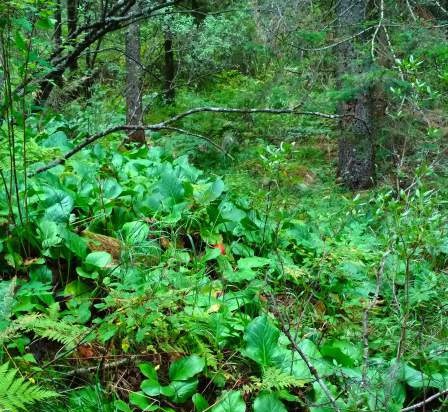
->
401, 388, 448, 411
30, 106, 344, 176
64, 355, 140, 376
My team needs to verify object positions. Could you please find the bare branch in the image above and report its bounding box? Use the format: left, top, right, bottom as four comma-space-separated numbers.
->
152, 106, 344, 127
371, 0, 385, 62
64, 355, 140, 376
298, 26, 375, 52
401, 388, 448, 412
30, 106, 345, 176
406, 0, 417, 21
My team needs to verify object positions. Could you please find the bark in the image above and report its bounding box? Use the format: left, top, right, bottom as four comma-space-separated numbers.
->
125, 13, 145, 144
67, 0, 78, 70
54, 0, 62, 50
163, 30, 176, 104
337, 0, 375, 190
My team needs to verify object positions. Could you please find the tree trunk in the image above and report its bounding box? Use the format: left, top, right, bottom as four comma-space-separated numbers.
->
125, 15, 145, 144
163, 30, 176, 104
336, 0, 374, 190
67, 0, 78, 70
54, 0, 62, 50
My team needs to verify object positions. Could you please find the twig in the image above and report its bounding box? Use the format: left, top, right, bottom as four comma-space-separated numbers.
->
371, 0, 385, 62
406, 0, 417, 22
281, 326, 341, 412
299, 27, 375, 52
433, 0, 448, 15
65, 355, 139, 376
401, 388, 448, 411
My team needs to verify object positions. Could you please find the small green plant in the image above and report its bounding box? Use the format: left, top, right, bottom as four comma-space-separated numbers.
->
0, 362, 57, 411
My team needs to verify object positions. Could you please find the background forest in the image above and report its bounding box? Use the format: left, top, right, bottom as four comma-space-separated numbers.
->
1, 0, 448, 411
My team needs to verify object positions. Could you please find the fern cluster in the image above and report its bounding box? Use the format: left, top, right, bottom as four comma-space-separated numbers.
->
0, 362, 57, 411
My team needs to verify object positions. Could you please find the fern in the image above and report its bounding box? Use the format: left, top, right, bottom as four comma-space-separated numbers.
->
20, 316, 88, 347
242, 367, 304, 395
0, 314, 88, 349
0, 362, 57, 411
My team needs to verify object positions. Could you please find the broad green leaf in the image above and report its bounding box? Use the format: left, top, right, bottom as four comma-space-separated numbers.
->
29, 266, 52, 283
159, 171, 184, 202
41, 131, 73, 151
115, 399, 132, 412
139, 363, 158, 380
63, 230, 88, 258
85, 251, 112, 268
211, 391, 246, 412
321, 340, 362, 368
101, 178, 122, 199
242, 315, 280, 367
193, 179, 225, 204
169, 355, 205, 381
129, 392, 157, 411
122, 221, 149, 245
141, 379, 161, 397
76, 266, 98, 280
253, 393, 287, 412
39, 220, 62, 248
219, 201, 246, 222
237, 256, 270, 270
202, 248, 222, 262
168, 379, 198, 403
192, 393, 209, 411
44, 194, 74, 222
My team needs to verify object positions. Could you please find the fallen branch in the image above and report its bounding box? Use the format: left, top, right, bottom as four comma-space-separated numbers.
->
401, 388, 448, 412
152, 106, 343, 126
64, 355, 140, 376
30, 106, 344, 176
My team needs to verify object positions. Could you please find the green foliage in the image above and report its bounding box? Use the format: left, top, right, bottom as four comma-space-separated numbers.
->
130, 356, 206, 409
211, 391, 246, 412
0, 362, 57, 411
1, 1, 448, 411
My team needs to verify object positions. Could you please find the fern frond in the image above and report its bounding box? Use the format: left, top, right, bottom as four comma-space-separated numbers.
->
0, 314, 88, 349
261, 367, 304, 391
0, 313, 41, 345
19, 316, 89, 347
243, 367, 305, 395
0, 362, 57, 411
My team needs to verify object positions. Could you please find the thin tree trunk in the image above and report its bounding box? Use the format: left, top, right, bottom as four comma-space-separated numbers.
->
125, 14, 145, 144
67, 0, 78, 70
163, 29, 176, 104
54, 0, 62, 50
336, 0, 374, 189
